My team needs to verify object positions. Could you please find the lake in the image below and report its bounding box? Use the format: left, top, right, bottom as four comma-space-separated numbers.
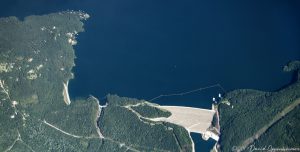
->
1, 0, 299, 151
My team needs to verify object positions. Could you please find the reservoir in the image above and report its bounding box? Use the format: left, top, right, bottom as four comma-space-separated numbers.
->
1, 0, 299, 151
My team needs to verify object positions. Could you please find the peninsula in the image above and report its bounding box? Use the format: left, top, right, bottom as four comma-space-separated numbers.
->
0, 11, 202, 152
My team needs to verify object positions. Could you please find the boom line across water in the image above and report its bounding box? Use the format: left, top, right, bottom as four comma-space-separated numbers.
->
149, 83, 226, 102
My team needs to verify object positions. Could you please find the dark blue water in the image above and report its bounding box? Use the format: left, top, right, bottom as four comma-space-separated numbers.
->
192, 133, 216, 152
1, 0, 300, 151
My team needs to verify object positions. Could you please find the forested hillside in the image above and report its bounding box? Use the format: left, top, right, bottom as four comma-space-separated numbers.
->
218, 61, 300, 152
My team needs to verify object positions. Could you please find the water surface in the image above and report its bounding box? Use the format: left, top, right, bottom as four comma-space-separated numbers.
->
1, 0, 300, 151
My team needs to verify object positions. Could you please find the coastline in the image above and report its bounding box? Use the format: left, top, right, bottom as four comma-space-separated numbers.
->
189, 131, 196, 152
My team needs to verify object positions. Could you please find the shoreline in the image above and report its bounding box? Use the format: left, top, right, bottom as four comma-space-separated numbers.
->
188, 131, 196, 152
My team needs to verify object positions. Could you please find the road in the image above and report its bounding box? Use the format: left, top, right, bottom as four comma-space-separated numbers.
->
238, 98, 300, 151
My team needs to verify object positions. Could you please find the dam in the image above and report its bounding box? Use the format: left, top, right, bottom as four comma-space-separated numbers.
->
151, 105, 220, 141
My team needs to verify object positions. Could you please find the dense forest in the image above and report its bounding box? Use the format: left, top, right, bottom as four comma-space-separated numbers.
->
0, 11, 193, 152
99, 95, 193, 152
131, 103, 171, 118
218, 61, 300, 152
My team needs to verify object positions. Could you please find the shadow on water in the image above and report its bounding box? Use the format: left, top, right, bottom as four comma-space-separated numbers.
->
191, 133, 216, 152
